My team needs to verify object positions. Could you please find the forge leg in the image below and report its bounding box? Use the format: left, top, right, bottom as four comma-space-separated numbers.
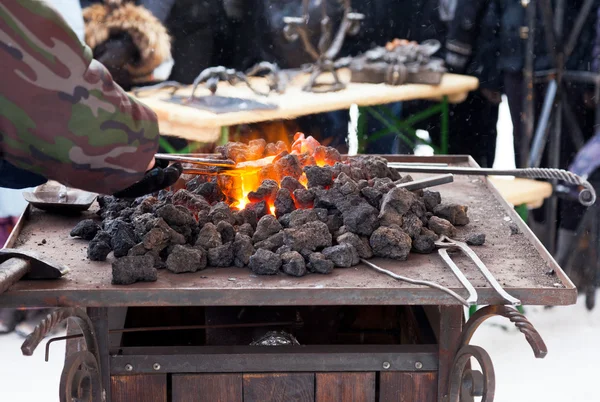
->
437, 306, 464, 402
89, 307, 111, 402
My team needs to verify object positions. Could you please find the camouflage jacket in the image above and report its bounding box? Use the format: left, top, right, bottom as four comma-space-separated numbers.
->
0, 0, 160, 195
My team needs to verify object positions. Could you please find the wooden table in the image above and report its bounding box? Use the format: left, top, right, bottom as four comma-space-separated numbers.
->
133, 70, 479, 149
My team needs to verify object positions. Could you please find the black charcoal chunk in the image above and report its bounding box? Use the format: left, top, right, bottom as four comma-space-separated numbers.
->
379, 187, 416, 227
71, 219, 101, 240
360, 186, 383, 208
402, 214, 423, 240
172, 189, 211, 215
342, 202, 379, 236
370, 227, 412, 260
274, 154, 303, 180
466, 233, 486, 246
420, 227, 439, 242
110, 221, 137, 258
509, 222, 521, 235
207, 243, 234, 267
154, 218, 187, 245
281, 176, 305, 192
246, 201, 269, 220
337, 232, 373, 259
412, 235, 436, 254
287, 209, 321, 228
166, 245, 207, 273
192, 181, 225, 204
236, 207, 258, 228
428, 216, 457, 238
274, 188, 296, 218
233, 233, 255, 267
293, 188, 315, 209
127, 243, 147, 256
422, 190, 442, 212
304, 165, 334, 188
112, 255, 157, 285
307, 252, 335, 274
248, 179, 279, 204
195, 223, 222, 249
249, 249, 282, 275
372, 177, 395, 193
254, 232, 285, 252
326, 210, 344, 235
237, 223, 255, 238
281, 251, 307, 277
253, 215, 283, 243
217, 221, 236, 244
276, 245, 293, 255
284, 221, 332, 251
209, 202, 236, 225
143, 227, 170, 252
132, 213, 157, 241
433, 204, 469, 226
87, 231, 112, 261
156, 204, 196, 228
322, 244, 359, 268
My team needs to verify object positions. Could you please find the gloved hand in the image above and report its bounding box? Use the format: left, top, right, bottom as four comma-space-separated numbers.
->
113, 160, 183, 199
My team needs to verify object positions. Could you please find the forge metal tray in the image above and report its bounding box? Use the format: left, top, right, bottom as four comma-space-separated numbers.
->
0, 156, 576, 308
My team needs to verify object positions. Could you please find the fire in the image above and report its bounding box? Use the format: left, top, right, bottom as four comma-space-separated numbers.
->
216, 133, 342, 215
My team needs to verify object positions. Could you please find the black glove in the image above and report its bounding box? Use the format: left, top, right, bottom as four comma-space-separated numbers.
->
113, 160, 182, 199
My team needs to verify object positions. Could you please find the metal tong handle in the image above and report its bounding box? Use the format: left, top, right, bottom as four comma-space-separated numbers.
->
436, 236, 521, 306
388, 165, 596, 206
437, 248, 478, 306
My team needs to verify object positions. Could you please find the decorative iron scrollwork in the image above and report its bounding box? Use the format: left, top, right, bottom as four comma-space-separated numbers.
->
448, 305, 547, 402
21, 308, 105, 402
283, 0, 364, 92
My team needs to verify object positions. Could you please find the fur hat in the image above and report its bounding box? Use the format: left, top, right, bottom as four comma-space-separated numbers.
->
83, 0, 171, 82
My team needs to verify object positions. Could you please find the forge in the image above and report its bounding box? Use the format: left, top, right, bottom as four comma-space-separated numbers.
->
72, 134, 477, 286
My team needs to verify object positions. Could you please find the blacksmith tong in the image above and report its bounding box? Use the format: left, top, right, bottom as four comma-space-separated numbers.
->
0, 249, 69, 295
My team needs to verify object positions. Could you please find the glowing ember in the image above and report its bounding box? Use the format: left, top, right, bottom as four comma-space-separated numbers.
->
212, 133, 342, 215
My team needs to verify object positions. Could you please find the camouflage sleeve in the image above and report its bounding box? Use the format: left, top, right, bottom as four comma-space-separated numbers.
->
0, 0, 160, 195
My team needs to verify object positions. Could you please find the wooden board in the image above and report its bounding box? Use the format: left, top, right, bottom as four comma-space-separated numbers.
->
379, 372, 438, 402
132, 70, 479, 141
111, 375, 167, 402
316, 372, 376, 402
172, 374, 242, 402
243, 373, 315, 402
489, 177, 553, 208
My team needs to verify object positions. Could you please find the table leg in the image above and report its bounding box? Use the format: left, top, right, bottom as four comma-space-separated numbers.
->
440, 96, 449, 155
88, 307, 111, 402
437, 306, 464, 402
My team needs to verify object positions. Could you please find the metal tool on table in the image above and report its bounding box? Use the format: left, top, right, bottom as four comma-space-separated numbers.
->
364, 235, 520, 307
435, 236, 521, 306
23, 182, 97, 213
388, 164, 597, 207
0, 249, 69, 295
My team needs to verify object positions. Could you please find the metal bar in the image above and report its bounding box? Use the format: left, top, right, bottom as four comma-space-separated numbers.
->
564, 0, 595, 59
396, 174, 454, 191
110, 345, 439, 374
437, 306, 464, 402
441, 96, 450, 154
540, 0, 558, 66
88, 307, 111, 402
155, 154, 235, 167
437, 248, 478, 305
528, 80, 557, 168
361, 259, 471, 307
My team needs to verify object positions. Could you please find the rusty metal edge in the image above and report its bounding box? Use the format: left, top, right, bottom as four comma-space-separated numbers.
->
110, 344, 439, 374
3, 203, 30, 249
475, 155, 578, 306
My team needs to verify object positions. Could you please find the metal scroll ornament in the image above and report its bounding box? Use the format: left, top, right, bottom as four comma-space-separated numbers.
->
448, 305, 548, 402
21, 308, 104, 402
283, 0, 364, 92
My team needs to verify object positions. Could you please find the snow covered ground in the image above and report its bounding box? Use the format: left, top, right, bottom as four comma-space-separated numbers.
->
0, 98, 596, 401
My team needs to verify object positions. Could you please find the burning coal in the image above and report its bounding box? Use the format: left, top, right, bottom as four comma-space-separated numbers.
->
70, 135, 477, 285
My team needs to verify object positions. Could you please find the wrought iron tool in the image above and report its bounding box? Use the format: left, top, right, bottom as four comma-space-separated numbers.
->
435, 236, 521, 306
0, 249, 70, 295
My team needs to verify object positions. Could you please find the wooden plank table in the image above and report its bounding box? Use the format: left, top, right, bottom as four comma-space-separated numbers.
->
132, 70, 479, 145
